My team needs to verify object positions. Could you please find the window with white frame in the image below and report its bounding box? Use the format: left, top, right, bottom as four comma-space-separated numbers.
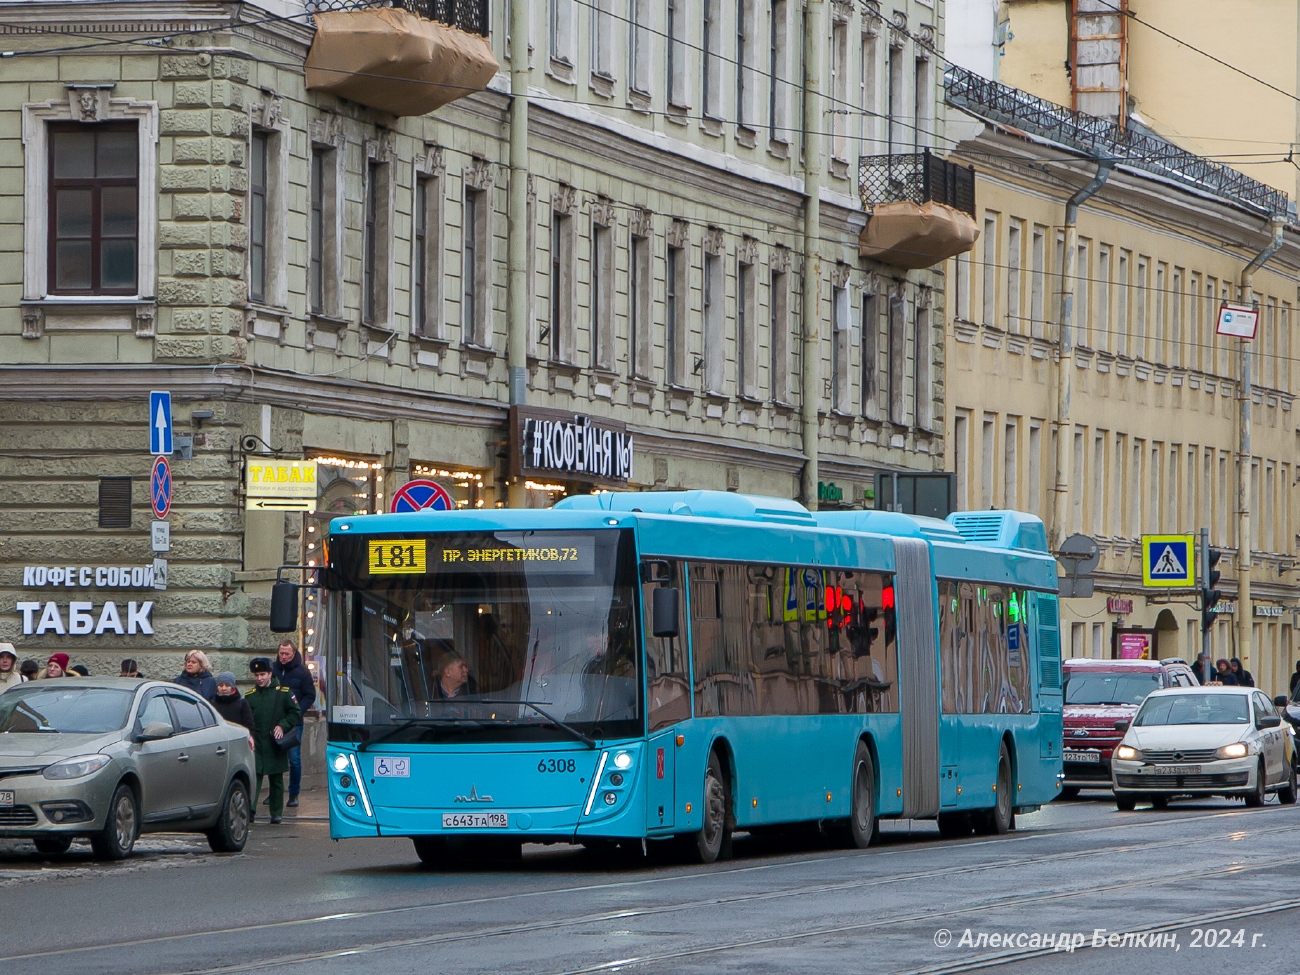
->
1134, 257, 1148, 357
737, 252, 758, 397
768, 0, 788, 144
1006, 218, 1022, 333
769, 262, 791, 401
981, 416, 996, 509
702, 0, 721, 119
550, 0, 574, 66
888, 289, 907, 424
953, 412, 969, 507
363, 153, 394, 328
981, 213, 997, 325
831, 283, 850, 412
462, 183, 490, 347
590, 218, 614, 371
914, 294, 933, 429
666, 242, 687, 385
1095, 244, 1110, 352
1075, 240, 1090, 343
412, 162, 445, 338
1116, 250, 1130, 357
703, 247, 724, 392
23, 95, 159, 309
307, 122, 344, 321
887, 37, 907, 156
668, 0, 689, 109
953, 253, 970, 322
830, 17, 848, 162
913, 54, 933, 150
629, 0, 652, 96
1004, 418, 1019, 509
1030, 225, 1045, 337
590, 0, 613, 79
629, 230, 651, 377
860, 22, 882, 155
736, 0, 757, 131
861, 287, 879, 417
549, 202, 574, 361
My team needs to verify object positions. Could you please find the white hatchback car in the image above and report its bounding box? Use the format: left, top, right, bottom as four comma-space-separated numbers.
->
1110, 686, 1296, 811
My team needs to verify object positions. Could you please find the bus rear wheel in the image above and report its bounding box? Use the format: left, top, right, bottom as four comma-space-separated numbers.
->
973, 744, 1014, 836
692, 751, 733, 864
834, 742, 878, 849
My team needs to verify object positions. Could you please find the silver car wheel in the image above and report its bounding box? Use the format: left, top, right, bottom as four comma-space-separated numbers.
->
112, 791, 137, 851
228, 784, 250, 845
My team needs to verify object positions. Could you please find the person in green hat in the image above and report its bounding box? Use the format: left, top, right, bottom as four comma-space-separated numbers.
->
246, 656, 302, 824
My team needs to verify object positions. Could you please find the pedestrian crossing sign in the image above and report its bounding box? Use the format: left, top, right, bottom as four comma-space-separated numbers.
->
1141, 534, 1196, 588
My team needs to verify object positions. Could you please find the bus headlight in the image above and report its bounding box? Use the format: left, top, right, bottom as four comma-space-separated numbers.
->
612, 752, 633, 770
332, 754, 350, 772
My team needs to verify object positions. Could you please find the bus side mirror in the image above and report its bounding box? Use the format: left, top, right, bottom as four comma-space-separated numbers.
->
652, 587, 680, 639
270, 582, 299, 633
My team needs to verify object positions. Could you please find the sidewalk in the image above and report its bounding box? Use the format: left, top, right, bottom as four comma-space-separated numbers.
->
254, 786, 330, 823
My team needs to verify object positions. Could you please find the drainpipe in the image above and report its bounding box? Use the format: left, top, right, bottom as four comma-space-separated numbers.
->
505, 0, 530, 508
1050, 158, 1112, 552
800, 0, 825, 510
1235, 216, 1286, 674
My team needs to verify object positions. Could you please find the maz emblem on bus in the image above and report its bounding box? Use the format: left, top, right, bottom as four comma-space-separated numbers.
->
454, 786, 494, 803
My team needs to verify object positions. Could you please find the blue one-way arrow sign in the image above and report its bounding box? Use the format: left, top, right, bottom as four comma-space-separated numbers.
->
149, 391, 173, 456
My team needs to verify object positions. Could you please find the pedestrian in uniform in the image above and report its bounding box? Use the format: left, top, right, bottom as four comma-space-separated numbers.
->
0, 645, 24, 692
246, 657, 301, 824
271, 639, 315, 808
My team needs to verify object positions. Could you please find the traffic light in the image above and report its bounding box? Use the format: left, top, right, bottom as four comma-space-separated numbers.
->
1201, 546, 1224, 634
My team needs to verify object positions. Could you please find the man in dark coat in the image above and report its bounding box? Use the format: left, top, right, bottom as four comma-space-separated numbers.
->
272, 640, 315, 807
246, 657, 301, 824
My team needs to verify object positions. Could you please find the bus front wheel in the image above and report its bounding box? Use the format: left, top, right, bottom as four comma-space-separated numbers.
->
692, 751, 733, 864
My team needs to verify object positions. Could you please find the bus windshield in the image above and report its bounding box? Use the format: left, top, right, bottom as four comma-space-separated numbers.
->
325, 529, 641, 742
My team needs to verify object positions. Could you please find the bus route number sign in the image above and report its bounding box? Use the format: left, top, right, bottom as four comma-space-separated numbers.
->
367, 539, 428, 575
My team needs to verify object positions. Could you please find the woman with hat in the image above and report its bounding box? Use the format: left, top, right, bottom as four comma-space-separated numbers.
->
213, 672, 255, 733
245, 657, 301, 824
45, 653, 70, 679
0, 644, 24, 692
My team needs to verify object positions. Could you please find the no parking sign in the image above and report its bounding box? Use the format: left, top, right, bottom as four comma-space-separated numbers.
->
390, 479, 454, 513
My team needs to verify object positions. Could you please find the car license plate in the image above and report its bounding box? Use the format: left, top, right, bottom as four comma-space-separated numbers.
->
1151, 765, 1201, 775
1063, 749, 1101, 763
0, 791, 12, 807
442, 813, 507, 829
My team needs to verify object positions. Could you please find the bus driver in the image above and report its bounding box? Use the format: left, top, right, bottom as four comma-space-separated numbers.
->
433, 651, 477, 699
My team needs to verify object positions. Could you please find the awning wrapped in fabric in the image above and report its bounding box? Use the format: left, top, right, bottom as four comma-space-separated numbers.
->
305, 7, 499, 117
858, 200, 980, 269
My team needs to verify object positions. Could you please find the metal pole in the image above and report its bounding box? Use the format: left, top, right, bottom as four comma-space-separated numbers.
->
505, 0, 530, 509
1235, 217, 1286, 675
1050, 161, 1112, 552
799, 0, 824, 511
1200, 527, 1211, 683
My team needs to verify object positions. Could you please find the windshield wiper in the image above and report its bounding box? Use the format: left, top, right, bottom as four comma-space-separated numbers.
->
359, 717, 484, 751
420, 699, 597, 748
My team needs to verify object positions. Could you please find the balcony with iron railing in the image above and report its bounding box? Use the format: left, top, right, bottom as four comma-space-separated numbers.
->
857, 150, 980, 269
304, 0, 497, 117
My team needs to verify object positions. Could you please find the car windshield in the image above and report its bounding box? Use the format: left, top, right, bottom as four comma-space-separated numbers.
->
1064, 672, 1161, 706
0, 686, 135, 734
324, 529, 641, 742
1133, 693, 1250, 727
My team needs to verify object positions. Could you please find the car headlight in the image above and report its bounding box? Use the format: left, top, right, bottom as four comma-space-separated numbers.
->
42, 755, 111, 780
1115, 745, 1141, 761
1217, 742, 1249, 759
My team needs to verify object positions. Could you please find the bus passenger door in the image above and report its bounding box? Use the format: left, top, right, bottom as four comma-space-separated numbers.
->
646, 731, 676, 830
642, 558, 689, 833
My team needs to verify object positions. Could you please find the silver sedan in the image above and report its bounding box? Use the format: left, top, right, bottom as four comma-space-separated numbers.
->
0, 677, 256, 858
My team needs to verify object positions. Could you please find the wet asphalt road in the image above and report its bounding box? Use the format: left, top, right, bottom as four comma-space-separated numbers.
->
3, 790, 1300, 975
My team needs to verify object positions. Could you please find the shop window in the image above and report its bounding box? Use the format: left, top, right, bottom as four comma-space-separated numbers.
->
311, 456, 384, 515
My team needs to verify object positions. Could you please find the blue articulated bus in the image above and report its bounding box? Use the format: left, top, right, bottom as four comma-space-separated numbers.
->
308, 490, 1062, 864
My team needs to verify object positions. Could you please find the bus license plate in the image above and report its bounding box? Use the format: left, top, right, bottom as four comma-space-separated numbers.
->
442, 813, 508, 829
0, 791, 12, 807
1063, 750, 1101, 763
1151, 765, 1200, 775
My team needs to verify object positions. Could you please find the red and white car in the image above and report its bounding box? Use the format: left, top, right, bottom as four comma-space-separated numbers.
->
1060, 658, 1199, 797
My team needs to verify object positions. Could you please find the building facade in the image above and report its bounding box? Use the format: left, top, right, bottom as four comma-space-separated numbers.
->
942, 66, 1300, 694
0, 0, 953, 678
